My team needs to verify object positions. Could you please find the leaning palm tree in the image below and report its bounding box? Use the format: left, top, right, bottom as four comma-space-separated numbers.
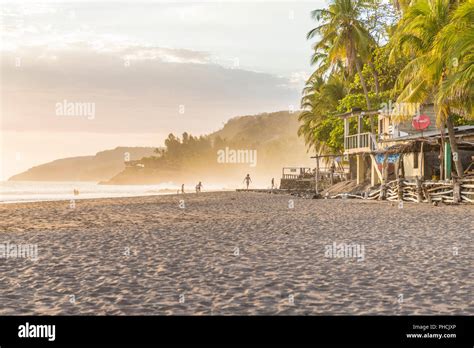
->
391, 0, 469, 177
307, 0, 375, 110
298, 76, 327, 153
298, 74, 347, 153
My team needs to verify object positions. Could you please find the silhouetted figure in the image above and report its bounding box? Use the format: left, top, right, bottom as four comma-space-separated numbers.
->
195, 181, 202, 193
181, 184, 185, 194
243, 174, 252, 190
271, 178, 275, 190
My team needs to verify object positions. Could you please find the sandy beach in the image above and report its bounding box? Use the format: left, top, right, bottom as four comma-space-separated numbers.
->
0, 191, 472, 315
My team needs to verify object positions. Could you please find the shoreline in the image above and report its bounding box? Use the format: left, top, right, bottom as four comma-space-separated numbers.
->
0, 185, 235, 205
1, 189, 458, 206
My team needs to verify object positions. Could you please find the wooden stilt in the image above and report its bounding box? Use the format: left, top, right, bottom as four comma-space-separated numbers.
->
416, 176, 423, 203
453, 177, 461, 204
397, 177, 403, 201
380, 153, 388, 200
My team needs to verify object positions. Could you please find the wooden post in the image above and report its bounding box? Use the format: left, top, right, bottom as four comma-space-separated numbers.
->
400, 153, 405, 178
356, 154, 366, 185
379, 153, 388, 200
423, 188, 431, 204
397, 177, 403, 201
357, 115, 362, 148
344, 118, 349, 150
416, 176, 423, 203
439, 128, 445, 180
445, 142, 452, 180
382, 153, 389, 183
344, 118, 349, 136
446, 115, 464, 178
330, 162, 334, 186
453, 177, 461, 203
380, 183, 386, 200
370, 154, 382, 186
420, 141, 425, 179
315, 155, 319, 194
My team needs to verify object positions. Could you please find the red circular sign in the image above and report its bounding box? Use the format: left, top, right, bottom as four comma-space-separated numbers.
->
412, 114, 431, 130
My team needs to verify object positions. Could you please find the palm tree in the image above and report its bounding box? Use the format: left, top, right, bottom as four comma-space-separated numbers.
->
298, 74, 347, 153
391, 0, 471, 177
307, 0, 375, 110
310, 43, 346, 79
436, 0, 474, 120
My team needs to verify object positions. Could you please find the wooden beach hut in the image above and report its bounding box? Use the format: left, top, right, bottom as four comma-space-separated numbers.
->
334, 105, 474, 203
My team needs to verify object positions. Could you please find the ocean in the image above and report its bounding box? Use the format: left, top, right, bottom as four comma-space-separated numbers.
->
0, 181, 222, 203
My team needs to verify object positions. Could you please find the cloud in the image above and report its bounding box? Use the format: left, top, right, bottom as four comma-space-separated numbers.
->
120, 46, 211, 64
277, 71, 309, 89
1, 45, 300, 135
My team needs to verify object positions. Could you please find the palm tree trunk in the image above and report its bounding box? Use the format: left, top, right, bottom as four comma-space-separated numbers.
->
446, 115, 463, 178
355, 59, 373, 133
368, 60, 380, 95
439, 125, 445, 180
355, 59, 371, 109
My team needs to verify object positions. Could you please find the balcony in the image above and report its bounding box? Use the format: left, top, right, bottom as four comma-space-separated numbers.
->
344, 133, 377, 154
336, 108, 381, 155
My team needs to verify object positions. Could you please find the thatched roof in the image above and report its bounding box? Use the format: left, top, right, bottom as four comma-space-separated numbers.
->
374, 138, 439, 155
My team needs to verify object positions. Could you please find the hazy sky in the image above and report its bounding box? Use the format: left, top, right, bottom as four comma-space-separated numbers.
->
0, 0, 324, 180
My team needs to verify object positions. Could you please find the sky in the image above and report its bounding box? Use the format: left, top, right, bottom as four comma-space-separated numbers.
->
0, 0, 325, 180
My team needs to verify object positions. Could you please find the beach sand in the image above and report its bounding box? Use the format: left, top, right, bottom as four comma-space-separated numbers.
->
0, 191, 472, 315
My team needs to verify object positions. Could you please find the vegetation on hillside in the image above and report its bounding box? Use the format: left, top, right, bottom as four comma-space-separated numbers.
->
106, 111, 314, 185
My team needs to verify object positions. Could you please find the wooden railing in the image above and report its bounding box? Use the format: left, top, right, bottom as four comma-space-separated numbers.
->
344, 132, 377, 152
282, 174, 300, 179
282, 174, 315, 180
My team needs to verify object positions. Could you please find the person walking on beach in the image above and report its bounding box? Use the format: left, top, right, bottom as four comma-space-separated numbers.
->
181, 184, 185, 194
243, 174, 252, 190
195, 181, 202, 193
271, 178, 275, 190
